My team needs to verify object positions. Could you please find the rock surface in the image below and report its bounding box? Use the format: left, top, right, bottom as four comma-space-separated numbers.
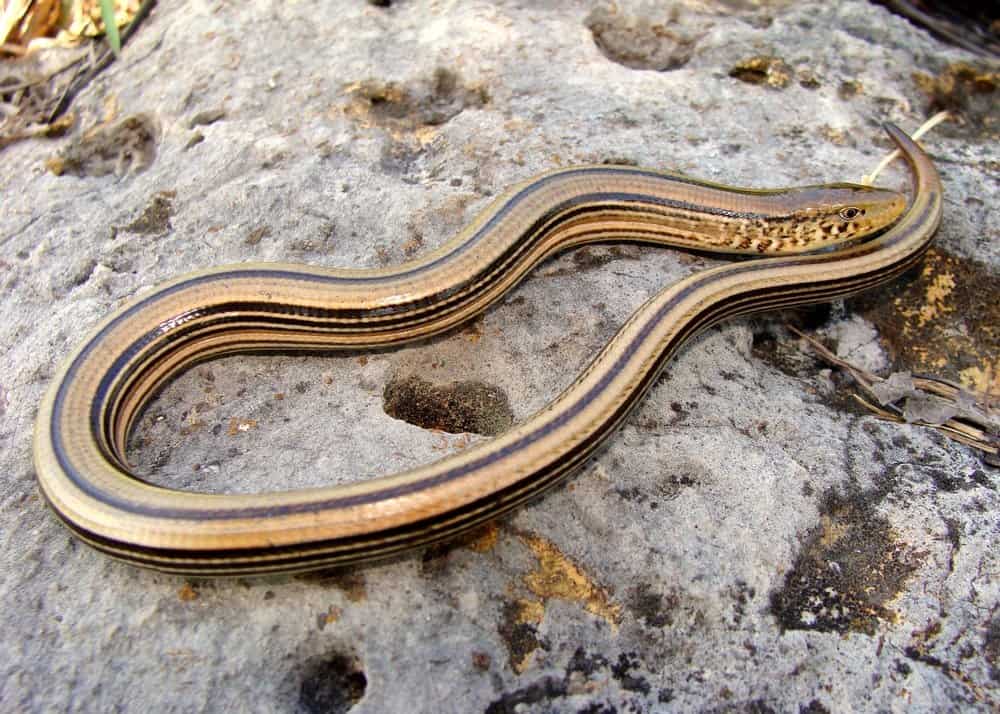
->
1, 1, 997, 712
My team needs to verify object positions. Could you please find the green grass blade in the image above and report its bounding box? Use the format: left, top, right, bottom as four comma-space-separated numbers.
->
99, 0, 121, 56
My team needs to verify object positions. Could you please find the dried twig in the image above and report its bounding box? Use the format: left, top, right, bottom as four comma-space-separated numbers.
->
1, 42, 28, 56
0, 56, 86, 94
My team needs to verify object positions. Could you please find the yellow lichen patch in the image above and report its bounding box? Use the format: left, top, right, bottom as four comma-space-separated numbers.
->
893, 266, 956, 330
499, 597, 546, 673
853, 247, 999, 390
461, 521, 500, 553
518, 533, 622, 629
959, 363, 1000, 396
820, 125, 849, 146
461, 316, 484, 343
728, 56, 792, 89
514, 597, 545, 625
816, 514, 850, 548
502, 117, 530, 135
400, 234, 424, 257
178, 415, 204, 437
412, 125, 440, 148
319, 605, 341, 628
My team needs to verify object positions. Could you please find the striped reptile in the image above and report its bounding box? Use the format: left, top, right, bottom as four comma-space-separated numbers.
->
33, 123, 940, 575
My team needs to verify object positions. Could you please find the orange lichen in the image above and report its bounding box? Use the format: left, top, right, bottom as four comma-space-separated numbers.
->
518, 533, 622, 629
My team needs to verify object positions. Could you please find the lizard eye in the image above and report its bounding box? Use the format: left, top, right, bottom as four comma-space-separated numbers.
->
839, 207, 861, 220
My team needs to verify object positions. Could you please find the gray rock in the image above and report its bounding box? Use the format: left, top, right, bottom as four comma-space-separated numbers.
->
1, 1, 996, 712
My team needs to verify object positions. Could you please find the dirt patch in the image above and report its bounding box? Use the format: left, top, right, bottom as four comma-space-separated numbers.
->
296, 653, 367, 714
382, 374, 513, 435
585, 5, 701, 71
113, 190, 176, 237
343, 67, 489, 132
543, 245, 640, 278
749, 308, 835, 376
627, 582, 678, 628
46, 113, 158, 177
295, 569, 367, 603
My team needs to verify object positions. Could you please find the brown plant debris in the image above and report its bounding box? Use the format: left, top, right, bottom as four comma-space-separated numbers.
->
226, 417, 258, 437
873, 1, 1000, 58
113, 189, 174, 236
0, 0, 155, 149
2, 0, 63, 53
789, 326, 998, 458
2, 0, 141, 55
0, 103, 73, 149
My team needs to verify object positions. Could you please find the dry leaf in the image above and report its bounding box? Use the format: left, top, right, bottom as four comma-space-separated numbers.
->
1, 1, 33, 46
16, 0, 59, 45
2, 0, 141, 55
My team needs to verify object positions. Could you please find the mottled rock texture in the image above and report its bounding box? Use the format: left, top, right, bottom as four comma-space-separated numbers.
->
1, 1, 997, 712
